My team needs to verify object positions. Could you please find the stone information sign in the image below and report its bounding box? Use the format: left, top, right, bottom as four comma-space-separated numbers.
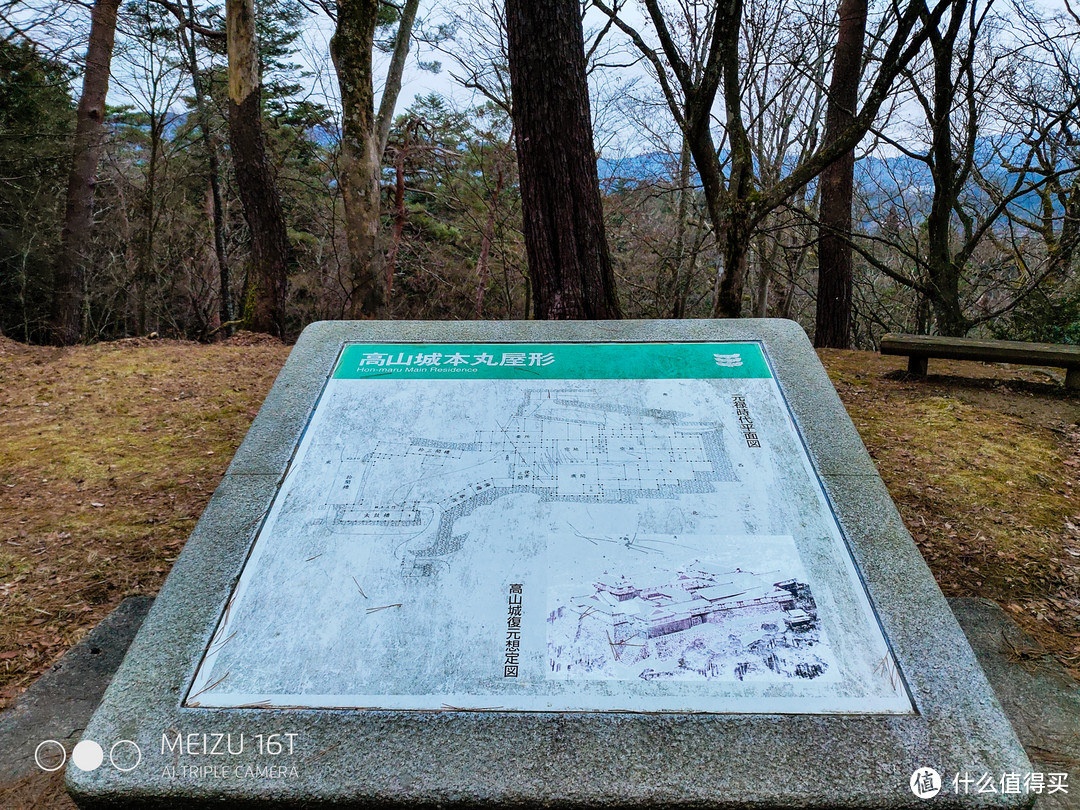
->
188, 341, 908, 714
68, 321, 1033, 810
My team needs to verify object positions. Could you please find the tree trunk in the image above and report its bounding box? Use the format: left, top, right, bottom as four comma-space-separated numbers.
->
752, 229, 773, 318
227, 0, 289, 337
1049, 182, 1080, 279
50, 0, 122, 345
713, 0, 753, 319
925, 1, 968, 337
476, 159, 507, 318
505, 0, 622, 319
137, 114, 162, 336
814, 0, 867, 348
182, 0, 233, 336
915, 292, 931, 335
384, 125, 410, 299
375, 0, 421, 160
713, 209, 751, 318
332, 0, 384, 318
670, 135, 693, 318
684, 103, 728, 306
206, 128, 231, 335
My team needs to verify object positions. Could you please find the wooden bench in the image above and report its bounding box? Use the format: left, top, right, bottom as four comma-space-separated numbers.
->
879, 333, 1080, 390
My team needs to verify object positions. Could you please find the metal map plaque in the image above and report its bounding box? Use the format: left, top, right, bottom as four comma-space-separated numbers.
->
188, 342, 910, 714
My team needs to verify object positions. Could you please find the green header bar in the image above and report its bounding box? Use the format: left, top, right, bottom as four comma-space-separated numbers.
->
332, 342, 771, 380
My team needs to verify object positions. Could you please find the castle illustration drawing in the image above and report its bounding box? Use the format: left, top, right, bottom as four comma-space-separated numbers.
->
548, 563, 828, 682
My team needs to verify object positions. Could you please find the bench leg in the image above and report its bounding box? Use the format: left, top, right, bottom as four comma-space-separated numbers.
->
1067, 366, 1079, 391
907, 356, 928, 376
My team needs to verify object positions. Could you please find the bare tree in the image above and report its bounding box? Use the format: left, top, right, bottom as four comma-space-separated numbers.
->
593, 0, 948, 317
150, 0, 235, 334
741, 0, 830, 319
49, 0, 121, 344
999, 0, 1080, 284
842, 0, 1080, 341
111, 1, 187, 335
227, 0, 289, 336
1, 0, 88, 56
850, 0, 1078, 338
439, 0, 513, 113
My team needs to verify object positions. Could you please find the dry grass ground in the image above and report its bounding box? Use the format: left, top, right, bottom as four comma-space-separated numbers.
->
0, 333, 288, 709
1, 335, 1078, 809
820, 350, 1080, 675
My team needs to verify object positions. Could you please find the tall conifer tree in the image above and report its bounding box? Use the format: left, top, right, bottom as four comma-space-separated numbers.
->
505, 0, 622, 319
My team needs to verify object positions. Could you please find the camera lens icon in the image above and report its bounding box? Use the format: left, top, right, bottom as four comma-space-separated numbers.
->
110, 739, 142, 772
72, 740, 104, 771
33, 740, 67, 772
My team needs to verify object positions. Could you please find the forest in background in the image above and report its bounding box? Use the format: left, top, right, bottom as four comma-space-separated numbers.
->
1, 0, 1078, 347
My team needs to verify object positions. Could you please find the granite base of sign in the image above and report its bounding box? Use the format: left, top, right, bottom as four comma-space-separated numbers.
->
0, 597, 153, 781
948, 597, 1078, 810
67, 319, 1033, 808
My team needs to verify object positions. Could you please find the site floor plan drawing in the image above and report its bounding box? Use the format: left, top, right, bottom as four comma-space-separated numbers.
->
187, 342, 911, 713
